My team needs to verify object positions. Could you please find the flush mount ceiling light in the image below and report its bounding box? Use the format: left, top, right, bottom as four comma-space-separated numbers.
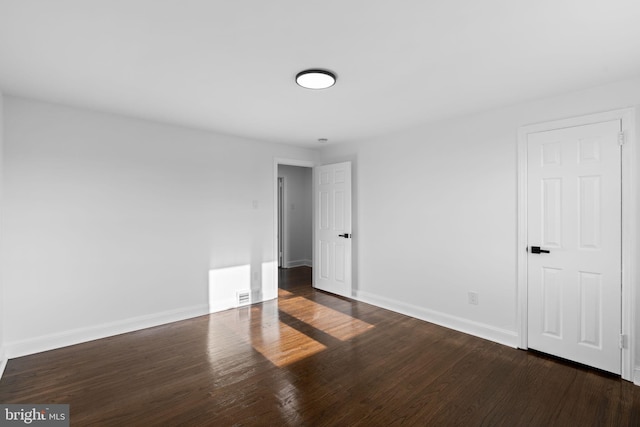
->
296, 69, 336, 89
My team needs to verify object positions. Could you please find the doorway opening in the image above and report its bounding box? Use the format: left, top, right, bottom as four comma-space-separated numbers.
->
274, 160, 314, 293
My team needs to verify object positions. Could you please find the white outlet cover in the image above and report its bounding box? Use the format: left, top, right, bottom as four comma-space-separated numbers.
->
468, 292, 479, 305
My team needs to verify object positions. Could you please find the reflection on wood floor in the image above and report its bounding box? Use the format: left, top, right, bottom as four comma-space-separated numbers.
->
1, 266, 640, 426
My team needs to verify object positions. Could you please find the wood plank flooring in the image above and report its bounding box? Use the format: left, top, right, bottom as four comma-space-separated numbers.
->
2, 266, 640, 426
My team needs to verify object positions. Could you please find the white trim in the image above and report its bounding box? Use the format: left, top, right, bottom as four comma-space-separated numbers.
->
634, 368, 640, 386
517, 107, 636, 382
620, 110, 637, 384
0, 347, 7, 380
282, 176, 289, 269
5, 304, 209, 359
273, 158, 316, 293
278, 176, 284, 268
517, 124, 529, 350
208, 298, 238, 314
354, 290, 518, 348
284, 259, 313, 268
275, 158, 316, 169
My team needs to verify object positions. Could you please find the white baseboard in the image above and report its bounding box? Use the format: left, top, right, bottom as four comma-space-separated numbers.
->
634, 368, 640, 386
5, 304, 210, 359
284, 259, 312, 268
208, 298, 237, 314
0, 347, 7, 381
354, 290, 519, 348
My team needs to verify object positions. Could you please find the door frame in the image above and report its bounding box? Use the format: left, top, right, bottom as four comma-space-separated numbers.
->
273, 158, 315, 290
278, 176, 285, 268
517, 108, 636, 382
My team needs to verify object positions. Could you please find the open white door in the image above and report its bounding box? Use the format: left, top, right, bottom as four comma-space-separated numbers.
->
526, 119, 621, 374
314, 162, 352, 297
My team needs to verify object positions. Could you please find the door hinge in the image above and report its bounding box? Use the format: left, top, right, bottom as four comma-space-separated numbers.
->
619, 334, 627, 349
618, 132, 625, 146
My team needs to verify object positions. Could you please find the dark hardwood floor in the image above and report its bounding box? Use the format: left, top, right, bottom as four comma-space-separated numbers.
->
2, 266, 640, 426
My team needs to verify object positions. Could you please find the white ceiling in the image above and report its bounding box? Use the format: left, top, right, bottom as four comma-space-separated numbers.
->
1, 1, 640, 147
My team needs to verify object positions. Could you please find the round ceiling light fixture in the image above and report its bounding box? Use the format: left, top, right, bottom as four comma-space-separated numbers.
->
296, 69, 336, 90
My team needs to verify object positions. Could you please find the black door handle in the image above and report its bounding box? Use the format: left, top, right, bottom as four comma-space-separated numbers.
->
530, 246, 550, 254
338, 233, 352, 238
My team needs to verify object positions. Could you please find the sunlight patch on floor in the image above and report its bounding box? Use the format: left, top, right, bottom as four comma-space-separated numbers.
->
217, 305, 326, 368
278, 288, 294, 297
250, 320, 327, 367
278, 296, 374, 341
215, 287, 374, 368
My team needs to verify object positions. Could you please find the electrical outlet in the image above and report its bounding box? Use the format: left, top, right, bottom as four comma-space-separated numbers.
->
468, 292, 479, 305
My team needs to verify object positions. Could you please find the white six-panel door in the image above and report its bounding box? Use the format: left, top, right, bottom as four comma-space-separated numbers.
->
314, 162, 352, 297
527, 119, 621, 374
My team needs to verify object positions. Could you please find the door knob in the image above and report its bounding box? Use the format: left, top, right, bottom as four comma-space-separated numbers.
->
530, 246, 550, 254
338, 233, 352, 238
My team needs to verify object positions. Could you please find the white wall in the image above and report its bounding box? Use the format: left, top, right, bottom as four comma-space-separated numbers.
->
320, 75, 640, 352
1, 96, 317, 357
278, 165, 312, 268
0, 91, 6, 376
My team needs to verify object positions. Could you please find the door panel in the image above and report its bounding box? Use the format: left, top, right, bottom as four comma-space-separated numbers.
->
542, 178, 562, 247
578, 271, 601, 347
542, 267, 563, 338
314, 162, 352, 297
527, 119, 621, 374
579, 176, 601, 249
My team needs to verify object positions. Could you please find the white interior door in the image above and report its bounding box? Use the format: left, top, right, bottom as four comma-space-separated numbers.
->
314, 162, 352, 297
527, 119, 621, 374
